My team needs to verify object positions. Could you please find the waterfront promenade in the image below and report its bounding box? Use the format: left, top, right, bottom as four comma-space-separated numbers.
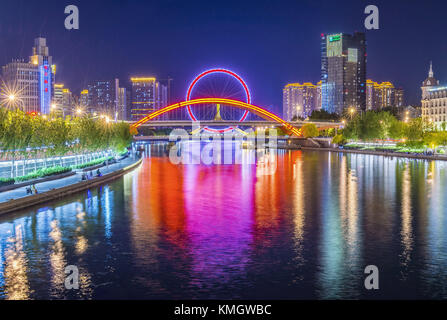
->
0, 156, 142, 216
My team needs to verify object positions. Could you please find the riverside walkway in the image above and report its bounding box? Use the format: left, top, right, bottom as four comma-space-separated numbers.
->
0, 156, 142, 215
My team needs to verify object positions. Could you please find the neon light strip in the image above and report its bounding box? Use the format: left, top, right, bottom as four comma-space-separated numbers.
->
186, 69, 251, 124
132, 98, 302, 136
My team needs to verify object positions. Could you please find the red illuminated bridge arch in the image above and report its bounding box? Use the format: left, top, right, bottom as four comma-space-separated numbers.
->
132, 98, 302, 136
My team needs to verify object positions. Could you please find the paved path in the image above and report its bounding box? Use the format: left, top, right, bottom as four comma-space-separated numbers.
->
0, 156, 138, 204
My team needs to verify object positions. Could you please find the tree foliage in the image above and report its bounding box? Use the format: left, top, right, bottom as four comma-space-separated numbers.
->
336, 109, 447, 151
309, 110, 339, 121
0, 109, 135, 177
301, 123, 319, 138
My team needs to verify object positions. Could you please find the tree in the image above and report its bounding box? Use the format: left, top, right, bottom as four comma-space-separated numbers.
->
291, 115, 304, 121
0, 109, 134, 178
301, 123, 319, 138
111, 122, 133, 153
332, 134, 346, 145
343, 114, 361, 141
388, 117, 405, 140
404, 118, 424, 142
2, 109, 30, 177
309, 110, 339, 121
30, 116, 50, 170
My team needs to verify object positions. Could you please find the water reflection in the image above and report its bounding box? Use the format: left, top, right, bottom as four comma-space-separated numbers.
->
318, 154, 361, 299
3, 225, 31, 300
400, 163, 413, 273
1, 145, 447, 299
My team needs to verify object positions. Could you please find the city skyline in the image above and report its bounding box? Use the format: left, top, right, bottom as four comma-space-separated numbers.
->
0, 0, 446, 116
2, 0, 447, 304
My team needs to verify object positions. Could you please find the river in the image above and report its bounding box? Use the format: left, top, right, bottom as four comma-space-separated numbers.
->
1, 143, 447, 299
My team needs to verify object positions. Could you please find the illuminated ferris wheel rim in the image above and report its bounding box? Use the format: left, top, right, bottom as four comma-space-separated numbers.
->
186, 68, 252, 131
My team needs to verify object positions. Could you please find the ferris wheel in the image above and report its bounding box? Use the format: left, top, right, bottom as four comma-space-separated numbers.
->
186, 68, 251, 133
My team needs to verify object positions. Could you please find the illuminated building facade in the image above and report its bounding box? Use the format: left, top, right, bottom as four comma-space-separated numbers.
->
321, 32, 366, 114
87, 79, 119, 117
421, 62, 447, 128
30, 37, 54, 115
54, 84, 74, 117
130, 77, 168, 121
283, 82, 319, 121
80, 89, 89, 108
366, 80, 405, 110
1, 37, 55, 114
1, 60, 39, 113
315, 80, 322, 112
117, 87, 127, 121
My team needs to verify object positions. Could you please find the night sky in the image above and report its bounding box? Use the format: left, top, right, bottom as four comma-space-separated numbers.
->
0, 0, 446, 115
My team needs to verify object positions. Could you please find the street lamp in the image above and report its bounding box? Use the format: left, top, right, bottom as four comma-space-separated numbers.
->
348, 107, 356, 120
9, 95, 15, 101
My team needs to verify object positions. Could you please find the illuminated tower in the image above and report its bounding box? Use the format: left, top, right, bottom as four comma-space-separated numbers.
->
130, 77, 168, 121
30, 37, 55, 115
130, 78, 157, 121
321, 32, 366, 114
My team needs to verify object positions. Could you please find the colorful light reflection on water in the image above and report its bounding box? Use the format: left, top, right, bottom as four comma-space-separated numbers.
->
1, 144, 447, 299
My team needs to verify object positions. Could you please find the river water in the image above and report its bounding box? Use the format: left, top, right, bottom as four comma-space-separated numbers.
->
1, 143, 447, 300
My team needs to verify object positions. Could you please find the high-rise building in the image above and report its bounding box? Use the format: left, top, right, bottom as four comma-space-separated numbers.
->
1, 37, 55, 114
1, 60, 39, 113
130, 77, 168, 121
87, 79, 119, 117
53, 84, 74, 117
315, 80, 322, 112
321, 32, 367, 114
283, 82, 319, 121
366, 80, 405, 110
117, 87, 127, 121
421, 62, 446, 128
394, 88, 404, 108
80, 89, 89, 108
30, 37, 55, 115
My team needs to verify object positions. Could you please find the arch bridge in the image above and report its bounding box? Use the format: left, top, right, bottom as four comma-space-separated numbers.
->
132, 98, 309, 136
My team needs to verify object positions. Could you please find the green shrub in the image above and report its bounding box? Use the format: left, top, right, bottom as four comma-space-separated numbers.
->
332, 134, 346, 145
71, 156, 113, 170
301, 123, 319, 138
15, 166, 72, 183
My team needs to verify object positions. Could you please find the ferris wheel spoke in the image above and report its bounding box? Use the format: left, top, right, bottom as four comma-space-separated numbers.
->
187, 69, 250, 128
